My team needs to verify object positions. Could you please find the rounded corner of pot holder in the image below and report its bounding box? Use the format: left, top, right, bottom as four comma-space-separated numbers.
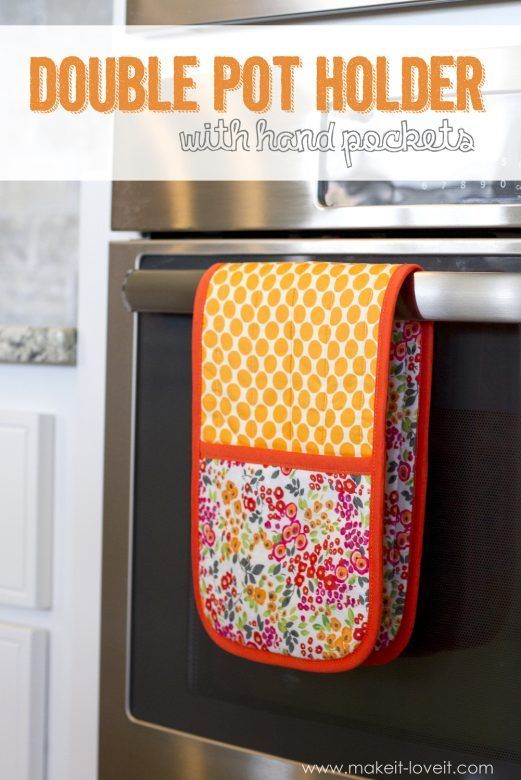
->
191, 261, 433, 673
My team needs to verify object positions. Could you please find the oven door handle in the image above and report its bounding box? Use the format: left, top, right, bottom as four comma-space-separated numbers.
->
123, 269, 521, 323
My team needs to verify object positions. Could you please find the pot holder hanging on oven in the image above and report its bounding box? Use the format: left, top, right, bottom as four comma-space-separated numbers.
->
192, 261, 433, 672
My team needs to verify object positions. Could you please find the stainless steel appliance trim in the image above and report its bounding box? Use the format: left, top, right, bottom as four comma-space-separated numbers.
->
101, 240, 353, 780
118, 236, 521, 255
100, 236, 521, 780
123, 268, 521, 323
127, 0, 476, 24
111, 182, 521, 232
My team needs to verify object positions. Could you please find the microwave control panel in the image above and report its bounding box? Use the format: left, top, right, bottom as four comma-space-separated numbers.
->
320, 180, 521, 207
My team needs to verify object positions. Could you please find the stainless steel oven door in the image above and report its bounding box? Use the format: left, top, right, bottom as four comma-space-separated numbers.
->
100, 238, 521, 780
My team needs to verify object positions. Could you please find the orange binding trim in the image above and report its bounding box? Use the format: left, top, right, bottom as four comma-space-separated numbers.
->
192, 261, 431, 672
200, 441, 373, 476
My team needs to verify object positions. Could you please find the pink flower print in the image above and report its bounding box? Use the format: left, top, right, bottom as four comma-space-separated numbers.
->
396, 531, 409, 549
394, 341, 407, 360
403, 321, 421, 340
400, 509, 412, 525
295, 533, 307, 551
282, 520, 301, 543
351, 550, 369, 575
198, 456, 373, 662
387, 548, 400, 565
282, 525, 294, 543
398, 461, 411, 481
273, 542, 287, 561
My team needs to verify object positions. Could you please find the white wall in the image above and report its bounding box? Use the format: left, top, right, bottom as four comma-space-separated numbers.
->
0, 182, 112, 780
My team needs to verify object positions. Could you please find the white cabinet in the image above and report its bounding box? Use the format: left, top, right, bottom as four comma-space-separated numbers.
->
0, 411, 53, 608
0, 623, 47, 780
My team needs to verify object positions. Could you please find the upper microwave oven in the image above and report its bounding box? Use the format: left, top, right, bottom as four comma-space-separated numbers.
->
113, 19, 521, 234
112, 178, 521, 233
126, 0, 476, 24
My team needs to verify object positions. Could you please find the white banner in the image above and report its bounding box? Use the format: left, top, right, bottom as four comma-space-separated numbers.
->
1, 24, 521, 181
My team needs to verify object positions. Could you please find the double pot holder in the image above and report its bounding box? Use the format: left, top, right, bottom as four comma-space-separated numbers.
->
192, 261, 433, 672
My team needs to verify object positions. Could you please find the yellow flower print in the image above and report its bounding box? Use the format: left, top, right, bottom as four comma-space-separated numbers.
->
254, 588, 266, 605
342, 626, 353, 643
226, 480, 239, 499
223, 481, 238, 504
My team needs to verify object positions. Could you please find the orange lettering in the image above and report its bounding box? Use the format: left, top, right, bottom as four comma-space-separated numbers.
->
214, 56, 241, 111
243, 57, 271, 112
173, 56, 199, 111
456, 56, 484, 111
431, 55, 455, 111
346, 57, 373, 113
316, 56, 345, 112
118, 56, 146, 112
88, 57, 116, 112
30, 57, 57, 112
402, 57, 429, 111
58, 56, 87, 112
273, 55, 301, 111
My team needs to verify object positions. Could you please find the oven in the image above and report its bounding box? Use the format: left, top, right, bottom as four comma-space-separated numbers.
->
100, 234, 521, 780
126, 0, 503, 25
100, 2, 521, 777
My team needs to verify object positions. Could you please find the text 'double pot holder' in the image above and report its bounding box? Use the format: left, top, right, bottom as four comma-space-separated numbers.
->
192, 262, 433, 672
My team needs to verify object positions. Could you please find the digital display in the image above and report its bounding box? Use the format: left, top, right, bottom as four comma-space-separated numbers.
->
319, 180, 521, 207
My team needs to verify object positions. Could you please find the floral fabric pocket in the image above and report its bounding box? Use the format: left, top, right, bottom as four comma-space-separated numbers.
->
192, 261, 433, 672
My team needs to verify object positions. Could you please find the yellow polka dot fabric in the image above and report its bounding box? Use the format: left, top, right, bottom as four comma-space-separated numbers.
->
200, 261, 401, 458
